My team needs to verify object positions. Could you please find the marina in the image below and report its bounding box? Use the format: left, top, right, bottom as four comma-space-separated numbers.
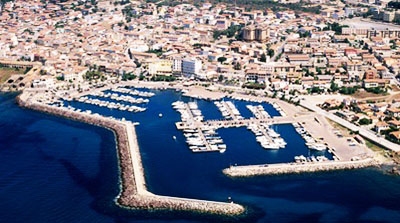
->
171, 97, 315, 157
51, 87, 155, 115
10, 84, 382, 221
173, 101, 226, 153
172, 99, 291, 153
16, 91, 245, 216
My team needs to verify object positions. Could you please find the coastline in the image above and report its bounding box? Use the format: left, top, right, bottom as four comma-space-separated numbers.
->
15, 91, 245, 216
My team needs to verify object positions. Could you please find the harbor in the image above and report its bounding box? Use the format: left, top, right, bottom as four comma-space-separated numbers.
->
172, 99, 289, 153
16, 91, 245, 216
14, 82, 382, 218
171, 96, 350, 160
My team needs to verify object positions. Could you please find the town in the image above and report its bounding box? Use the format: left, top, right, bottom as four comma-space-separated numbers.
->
2, 0, 400, 146
3, 0, 400, 219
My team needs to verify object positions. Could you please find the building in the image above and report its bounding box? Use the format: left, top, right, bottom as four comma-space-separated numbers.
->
286, 54, 310, 65
387, 107, 400, 118
383, 11, 395, 22
374, 121, 389, 133
172, 58, 182, 73
147, 60, 173, 76
182, 58, 202, 77
242, 26, 255, 41
242, 26, 268, 42
245, 69, 269, 82
363, 79, 389, 88
255, 27, 268, 42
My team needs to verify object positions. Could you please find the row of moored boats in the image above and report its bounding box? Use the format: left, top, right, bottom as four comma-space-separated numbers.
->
246, 105, 271, 119
90, 91, 149, 104
77, 96, 147, 112
173, 101, 226, 153
214, 101, 243, 120
247, 123, 287, 149
294, 155, 329, 163
293, 122, 327, 151
112, 87, 155, 97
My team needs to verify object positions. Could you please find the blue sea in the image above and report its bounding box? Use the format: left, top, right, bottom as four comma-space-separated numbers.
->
1, 90, 400, 223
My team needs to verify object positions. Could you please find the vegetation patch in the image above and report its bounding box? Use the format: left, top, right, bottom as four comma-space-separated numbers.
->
150, 75, 176, 82
0, 67, 24, 83
242, 82, 266, 90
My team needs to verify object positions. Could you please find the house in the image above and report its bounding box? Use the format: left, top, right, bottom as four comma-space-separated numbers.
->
371, 102, 388, 112
363, 79, 389, 88
321, 99, 342, 109
374, 121, 390, 133
287, 54, 310, 65
389, 120, 400, 129
245, 69, 269, 83
335, 110, 357, 122
387, 107, 400, 118
389, 130, 400, 142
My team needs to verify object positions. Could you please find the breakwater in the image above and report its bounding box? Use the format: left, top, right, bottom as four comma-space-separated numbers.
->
223, 159, 381, 177
16, 92, 245, 216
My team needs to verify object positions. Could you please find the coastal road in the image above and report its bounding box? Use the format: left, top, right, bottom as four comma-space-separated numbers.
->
300, 98, 400, 152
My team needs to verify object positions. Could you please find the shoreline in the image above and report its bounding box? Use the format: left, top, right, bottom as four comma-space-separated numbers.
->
15, 91, 245, 216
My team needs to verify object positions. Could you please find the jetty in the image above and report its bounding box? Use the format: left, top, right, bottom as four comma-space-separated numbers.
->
16, 92, 245, 216
176, 116, 297, 130
223, 159, 380, 177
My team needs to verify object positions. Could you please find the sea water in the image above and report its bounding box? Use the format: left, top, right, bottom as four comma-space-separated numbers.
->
1, 91, 400, 223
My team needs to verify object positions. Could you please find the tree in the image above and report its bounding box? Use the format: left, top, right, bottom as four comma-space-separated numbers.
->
359, 118, 372, 125
330, 80, 339, 92
267, 49, 275, 57
233, 62, 241, 70
260, 53, 267, 62
217, 57, 227, 64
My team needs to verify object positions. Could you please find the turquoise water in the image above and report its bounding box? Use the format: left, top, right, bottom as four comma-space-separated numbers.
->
1, 90, 400, 222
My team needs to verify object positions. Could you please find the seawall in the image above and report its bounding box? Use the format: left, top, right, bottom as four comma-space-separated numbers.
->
16, 92, 245, 216
223, 159, 381, 177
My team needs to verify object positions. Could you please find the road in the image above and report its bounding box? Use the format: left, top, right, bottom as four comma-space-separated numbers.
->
271, 40, 286, 62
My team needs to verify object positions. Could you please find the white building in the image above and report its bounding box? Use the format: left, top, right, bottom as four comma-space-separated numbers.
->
173, 58, 182, 73
182, 58, 202, 77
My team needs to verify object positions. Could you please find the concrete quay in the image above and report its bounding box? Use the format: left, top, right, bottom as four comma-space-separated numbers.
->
223, 159, 381, 177
16, 92, 245, 216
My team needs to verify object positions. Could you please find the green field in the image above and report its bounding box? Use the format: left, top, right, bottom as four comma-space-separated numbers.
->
0, 67, 23, 83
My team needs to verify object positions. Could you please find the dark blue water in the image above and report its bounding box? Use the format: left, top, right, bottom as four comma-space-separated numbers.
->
1, 91, 400, 223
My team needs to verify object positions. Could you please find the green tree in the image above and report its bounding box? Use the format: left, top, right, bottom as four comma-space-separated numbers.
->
233, 62, 241, 70
260, 53, 267, 62
330, 80, 339, 92
359, 118, 372, 125
217, 57, 227, 64
267, 49, 275, 57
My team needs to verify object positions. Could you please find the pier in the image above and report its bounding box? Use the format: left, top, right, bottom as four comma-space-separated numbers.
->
176, 116, 297, 130
223, 159, 380, 177
16, 92, 245, 216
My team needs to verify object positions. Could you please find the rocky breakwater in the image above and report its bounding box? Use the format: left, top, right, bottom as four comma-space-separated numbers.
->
223, 159, 381, 177
16, 92, 245, 216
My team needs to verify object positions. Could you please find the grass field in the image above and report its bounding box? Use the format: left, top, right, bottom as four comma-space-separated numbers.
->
0, 67, 23, 83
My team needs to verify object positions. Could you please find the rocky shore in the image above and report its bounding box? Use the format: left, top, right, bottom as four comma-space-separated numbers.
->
223, 159, 381, 177
16, 92, 245, 216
